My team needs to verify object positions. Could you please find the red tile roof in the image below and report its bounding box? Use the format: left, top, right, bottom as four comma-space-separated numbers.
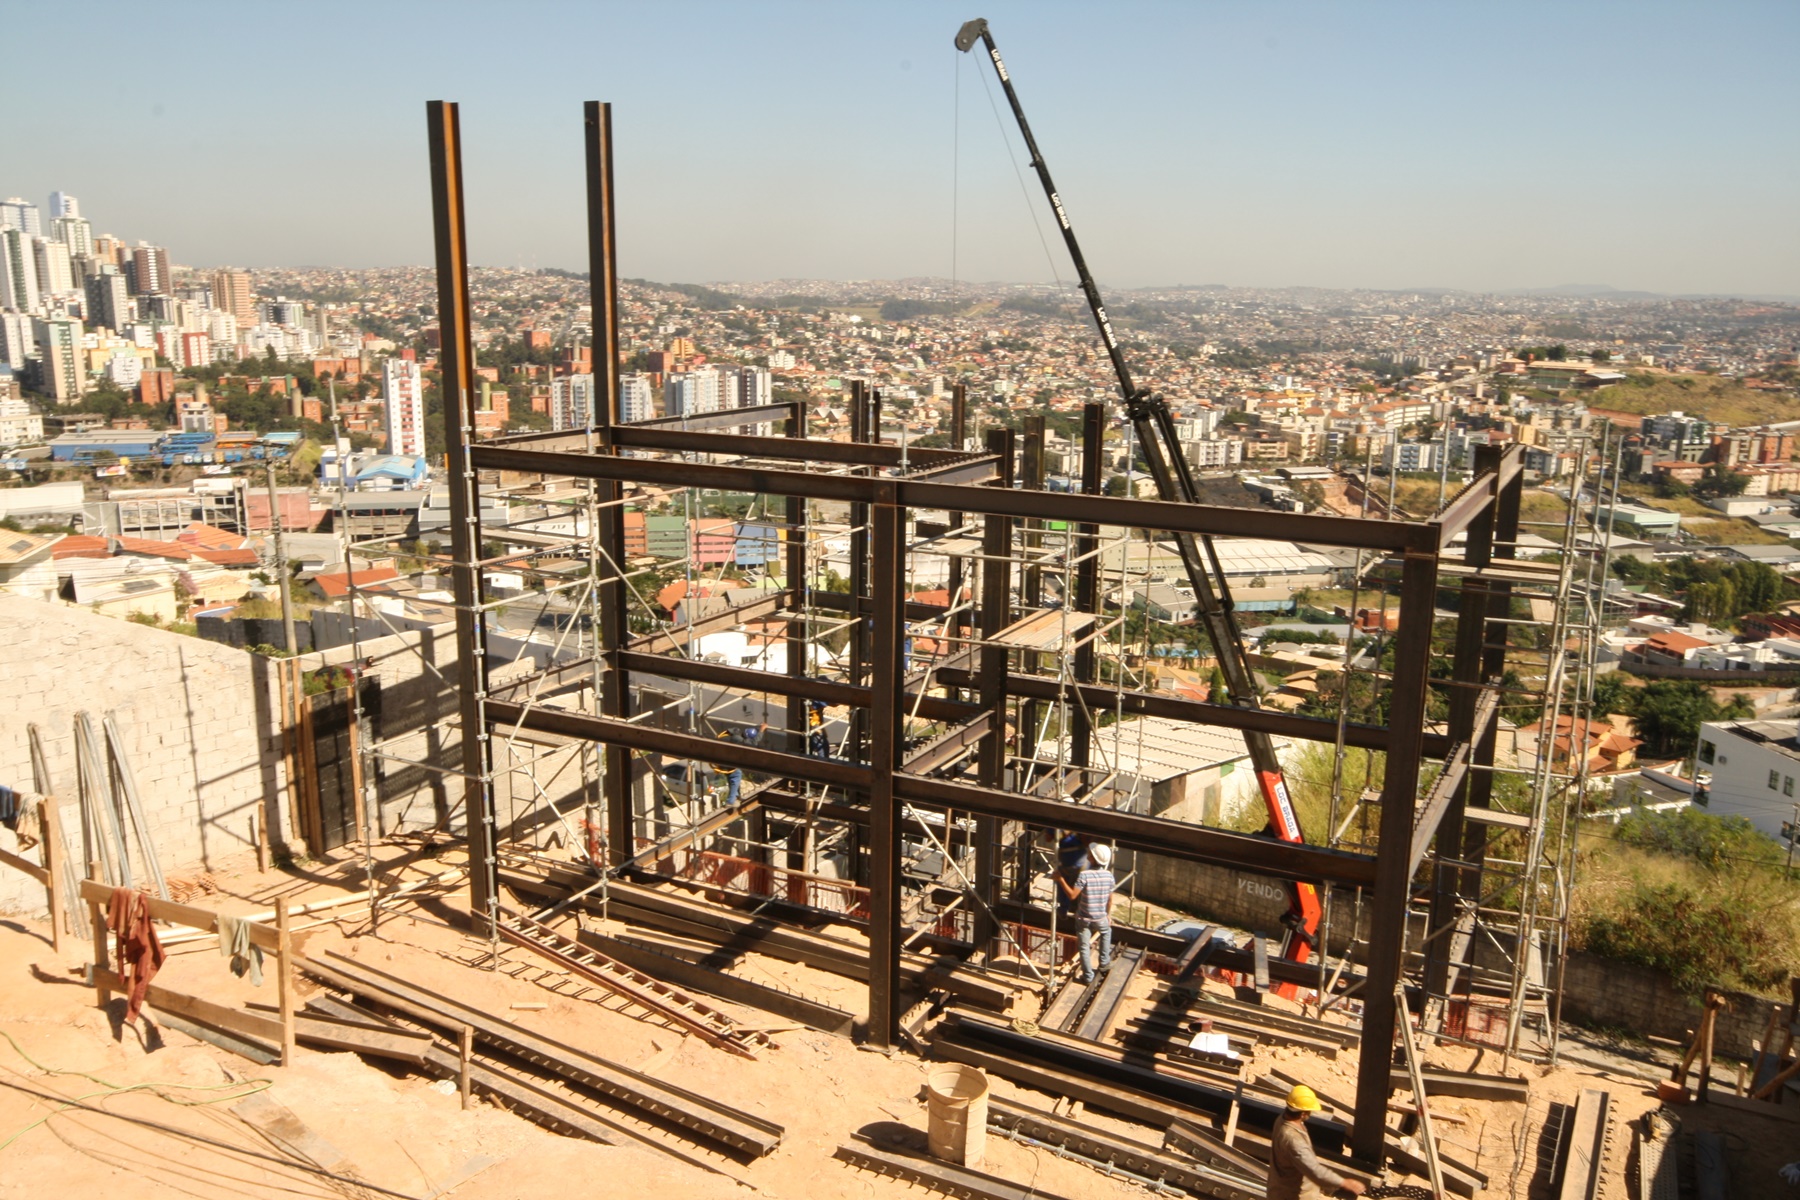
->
1647, 630, 1709, 653
114, 536, 195, 561
310, 566, 400, 598
53, 535, 111, 560
176, 522, 249, 551
194, 548, 260, 568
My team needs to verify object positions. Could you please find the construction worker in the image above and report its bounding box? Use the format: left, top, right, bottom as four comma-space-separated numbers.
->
710, 722, 767, 806
1057, 841, 1113, 984
1268, 1085, 1364, 1200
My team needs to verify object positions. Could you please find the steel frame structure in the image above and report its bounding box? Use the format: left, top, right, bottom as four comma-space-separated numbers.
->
425, 98, 1535, 1163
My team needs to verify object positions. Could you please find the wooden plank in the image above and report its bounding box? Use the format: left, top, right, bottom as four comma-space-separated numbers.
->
291, 1014, 431, 1065
1555, 1088, 1610, 1200
0, 845, 49, 885
79, 878, 280, 951
90, 968, 286, 1044
1387, 1065, 1529, 1103
41, 800, 64, 952
1704, 1086, 1800, 1125
276, 898, 295, 1066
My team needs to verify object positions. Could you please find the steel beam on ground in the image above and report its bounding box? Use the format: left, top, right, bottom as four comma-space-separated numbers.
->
427, 99, 498, 928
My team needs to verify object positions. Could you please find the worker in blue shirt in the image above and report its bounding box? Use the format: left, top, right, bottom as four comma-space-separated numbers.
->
710, 722, 766, 805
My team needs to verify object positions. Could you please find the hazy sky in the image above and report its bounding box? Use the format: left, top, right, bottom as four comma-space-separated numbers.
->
6, 1, 1796, 296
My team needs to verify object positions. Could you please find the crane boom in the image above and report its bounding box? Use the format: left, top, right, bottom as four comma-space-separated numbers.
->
955, 18, 1321, 974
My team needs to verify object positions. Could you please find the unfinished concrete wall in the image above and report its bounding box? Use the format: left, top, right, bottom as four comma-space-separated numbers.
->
0, 595, 285, 916
1559, 952, 1789, 1060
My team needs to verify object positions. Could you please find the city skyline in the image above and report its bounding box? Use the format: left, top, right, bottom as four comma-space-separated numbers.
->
3, 1, 1797, 297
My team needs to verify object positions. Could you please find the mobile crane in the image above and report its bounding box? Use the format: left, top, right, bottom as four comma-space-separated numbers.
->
955, 18, 1322, 983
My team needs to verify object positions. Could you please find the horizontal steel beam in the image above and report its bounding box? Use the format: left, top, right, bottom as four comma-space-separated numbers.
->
894, 773, 1379, 888
486, 699, 874, 790
626, 402, 797, 432
902, 714, 992, 773
1435, 446, 1526, 549
613, 424, 969, 467
620, 650, 872, 708
933, 666, 1444, 756
468, 444, 1441, 551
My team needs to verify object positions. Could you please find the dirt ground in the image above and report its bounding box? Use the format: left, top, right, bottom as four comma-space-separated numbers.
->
0, 845, 1793, 1200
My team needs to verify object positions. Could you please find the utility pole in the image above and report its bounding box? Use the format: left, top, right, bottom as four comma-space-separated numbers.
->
263, 452, 298, 655
1787, 803, 1798, 880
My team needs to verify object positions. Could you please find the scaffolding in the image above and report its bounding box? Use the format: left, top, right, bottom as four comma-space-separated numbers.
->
397, 97, 1611, 1164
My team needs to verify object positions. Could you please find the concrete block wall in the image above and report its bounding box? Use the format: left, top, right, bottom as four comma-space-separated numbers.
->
0, 595, 287, 916
1559, 952, 1789, 1060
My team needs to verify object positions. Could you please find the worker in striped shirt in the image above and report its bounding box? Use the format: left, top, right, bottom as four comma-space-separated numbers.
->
1057, 841, 1114, 984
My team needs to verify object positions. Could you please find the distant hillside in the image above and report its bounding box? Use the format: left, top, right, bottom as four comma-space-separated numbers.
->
1586, 373, 1800, 426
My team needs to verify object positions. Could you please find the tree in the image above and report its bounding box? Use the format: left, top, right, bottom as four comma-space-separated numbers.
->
1691, 464, 1749, 501
1208, 667, 1228, 705
1626, 680, 1735, 759
1590, 671, 1630, 718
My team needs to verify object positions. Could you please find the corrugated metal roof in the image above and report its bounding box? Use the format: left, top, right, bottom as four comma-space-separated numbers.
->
1037, 716, 1267, 783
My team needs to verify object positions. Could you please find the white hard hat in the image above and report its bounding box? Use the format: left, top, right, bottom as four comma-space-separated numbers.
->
1089, 843, 1113, 868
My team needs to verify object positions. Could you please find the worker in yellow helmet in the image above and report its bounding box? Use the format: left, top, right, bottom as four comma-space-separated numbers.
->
1267, 1085, 1364, 1200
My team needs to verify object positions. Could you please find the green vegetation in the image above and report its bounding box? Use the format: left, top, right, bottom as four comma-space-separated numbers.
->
1622, 680, 1753, 758
879, 298, 967, 322
1590, 372, 1800, 426
1614, 556, 1800, 624
1574, 808, 1797, 994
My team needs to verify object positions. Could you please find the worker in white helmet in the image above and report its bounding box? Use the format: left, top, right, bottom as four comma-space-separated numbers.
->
1268, 1085, 1364, 1200
1057, 841, 1114, 984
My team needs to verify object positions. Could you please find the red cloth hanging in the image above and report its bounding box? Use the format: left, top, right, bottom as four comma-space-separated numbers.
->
107, 887, 166, 1023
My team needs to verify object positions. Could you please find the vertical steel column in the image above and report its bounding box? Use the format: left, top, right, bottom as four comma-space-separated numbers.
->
1017, 416, 1047, 764
1351, 548, 1440, 1162
1070, 403, 1104, 778
426, 101, 497, 928
945, 384, 971, 704
1425, 445, 1504, 998
847, 381, 871, 767
785, 402, 809, 754
974, 428, 1016, 954
1460, 450, 1523, 877
867, 495, 904, 1047
583, 101, 633, 868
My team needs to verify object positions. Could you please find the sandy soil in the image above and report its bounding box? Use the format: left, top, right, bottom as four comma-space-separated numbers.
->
0, 844, 1793, 1199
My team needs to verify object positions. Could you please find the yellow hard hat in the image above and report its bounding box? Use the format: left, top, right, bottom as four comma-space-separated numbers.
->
1286, 1084, 1323, 1113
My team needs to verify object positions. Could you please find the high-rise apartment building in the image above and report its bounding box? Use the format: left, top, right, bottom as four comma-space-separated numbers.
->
94, 234, 125, 266
0, 199, 41, 238
664, 367, 721, 417
32, 316, 84, 404
383, 356, 426, 457
551, 373, 596, 431
48, 192, 78, 220
51, 215, 93, 258
720, 364, 772, 409
0, 312, 32, 370
0, 229, 40, 314
620, 372, 654, 423
128, 243, 169, 296
32, 238, 74, 296
211, 269, 256, 327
